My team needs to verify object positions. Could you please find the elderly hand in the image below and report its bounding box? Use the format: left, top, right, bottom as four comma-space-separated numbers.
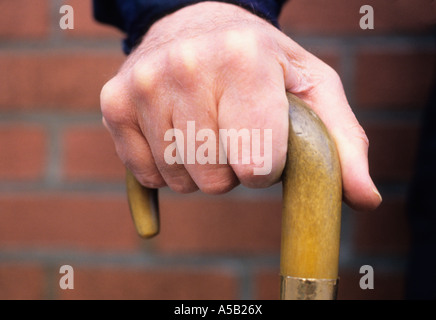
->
100, 2, 381, 211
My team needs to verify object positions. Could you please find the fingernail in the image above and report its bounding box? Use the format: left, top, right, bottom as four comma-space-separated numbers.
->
372, 186, 382, 202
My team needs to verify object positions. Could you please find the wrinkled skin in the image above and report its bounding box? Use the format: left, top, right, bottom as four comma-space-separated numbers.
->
100, 2, 382, 211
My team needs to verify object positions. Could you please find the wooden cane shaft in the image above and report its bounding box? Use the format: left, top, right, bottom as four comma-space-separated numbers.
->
280, 93, 342, 281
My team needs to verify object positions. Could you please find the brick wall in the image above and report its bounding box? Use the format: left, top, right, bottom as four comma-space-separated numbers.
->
0, 0, 434, 300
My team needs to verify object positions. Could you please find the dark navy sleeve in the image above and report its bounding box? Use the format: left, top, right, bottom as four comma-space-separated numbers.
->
93, 0, 288, 54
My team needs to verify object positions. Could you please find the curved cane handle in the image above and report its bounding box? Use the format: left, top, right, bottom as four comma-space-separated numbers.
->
280, 93, 342, 300
125, 168, 159, 239
125, 93, 342, 299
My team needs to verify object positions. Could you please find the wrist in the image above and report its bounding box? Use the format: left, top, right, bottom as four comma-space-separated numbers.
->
124, 0, 285, 54
147, 2, 270, 39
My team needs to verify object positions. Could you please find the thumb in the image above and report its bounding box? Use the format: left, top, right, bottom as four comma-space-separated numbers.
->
283, 50, 382, 211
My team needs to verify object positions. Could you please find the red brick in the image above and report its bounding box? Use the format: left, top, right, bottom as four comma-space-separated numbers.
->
62, 125, 124, 181
0, 263, 45, 300
0, 51, 124, 111
365, 121, 420, 182
62, 0, 124, 39
338, 268, 405, 300
0, 0, 50, 39
254, 268, 280, 300
0, 125, 47, 180
58, 266, 238, 300
353, 196, 411, 254
0, 193, 139, 251
356, 50, 436, 109
280, 0, 436, 35
155, 195, 282, 254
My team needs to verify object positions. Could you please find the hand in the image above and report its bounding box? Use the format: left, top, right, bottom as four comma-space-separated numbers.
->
100, 2, 382, 211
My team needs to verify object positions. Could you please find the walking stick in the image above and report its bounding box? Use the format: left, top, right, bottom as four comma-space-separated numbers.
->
125, 93, 342, 300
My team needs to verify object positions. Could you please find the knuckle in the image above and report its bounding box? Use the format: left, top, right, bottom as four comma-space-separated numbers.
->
168, 180, 199, 194
200, 182, 235, 195
136, 172, 166, 189
100, 79, 129, 126
223, 29, 261, 66
130, 60, 159, 94
169, 40, 199, 75
322, 64, 341, 84
233, 164, 258, 185
196, 170, 238, 195
124, 156, 166, 189
100, 79, 119, 112
130, 165, 166, 189
165, 40, 203, 88
157, 163, 199, 193
233, 164, 274, 188
350, 123, 370, 148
